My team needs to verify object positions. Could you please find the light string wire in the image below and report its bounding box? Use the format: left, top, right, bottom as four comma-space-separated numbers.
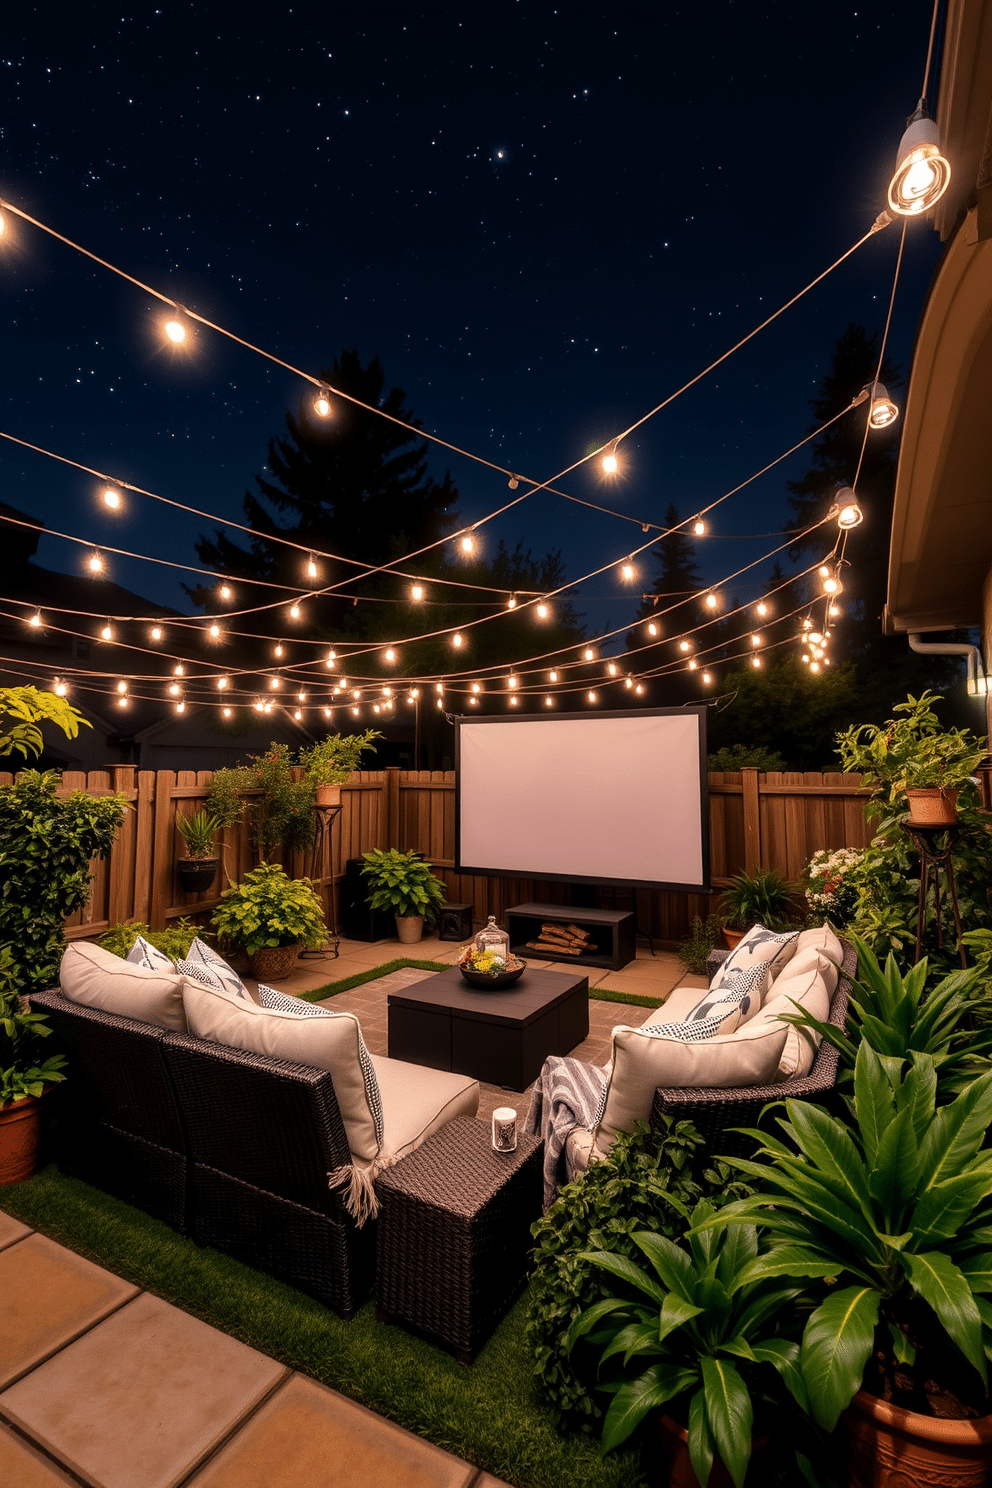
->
0, 197, 888, 594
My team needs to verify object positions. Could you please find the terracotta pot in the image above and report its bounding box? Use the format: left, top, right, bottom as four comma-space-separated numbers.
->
248, 943, 301, 981
905, 787, 958, 826
656, 1413, 768, 1487
843, 1389, 992, 1488
395, 914, 424, 945
315, 783, 341, 807
0, 1092, 45, 1186
176, 856, 218, 894
721, 925, 745, 949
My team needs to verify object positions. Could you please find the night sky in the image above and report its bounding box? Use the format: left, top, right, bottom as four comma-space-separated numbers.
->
1, 2, 943, 653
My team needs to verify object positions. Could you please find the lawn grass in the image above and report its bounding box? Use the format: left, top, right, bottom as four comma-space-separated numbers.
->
301, 960, 665, 1010
1, 1166, 645, 1488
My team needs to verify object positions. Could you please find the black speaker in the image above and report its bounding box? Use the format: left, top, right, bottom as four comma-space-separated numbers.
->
341, 858, 395, 942
438, 903, 473, 941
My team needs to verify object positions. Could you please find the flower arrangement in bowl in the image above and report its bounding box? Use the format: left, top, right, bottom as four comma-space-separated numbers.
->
456, 944, 527, 989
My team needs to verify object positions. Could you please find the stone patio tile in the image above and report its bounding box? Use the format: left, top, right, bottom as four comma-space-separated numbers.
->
186, 1373, 476, 1488
475, 1476, 515, 1488
0, 1424, 77, 1487
0, 1210, 31, 1253
0, 1234, 138, 1389
1, 1291, 287, 1488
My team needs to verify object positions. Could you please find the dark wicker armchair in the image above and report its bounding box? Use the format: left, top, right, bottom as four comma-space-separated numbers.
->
648, 938, 856, 1159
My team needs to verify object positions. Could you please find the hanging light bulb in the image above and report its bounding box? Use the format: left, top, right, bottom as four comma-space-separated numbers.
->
688, 659, 698, 671
313, 387, 332, 417
469, 696, 478, 706
117, 695, 129, 709
435, 682, 443, 694
693, 519, 706, 536
549, 669, 559, 683
508, 474, 520, 490
460, 533, 475, 554
620, 560, 635, 581
506, 593, 517, 609
209, 623, 221, 639
607, 662, 618, 676
702, 671, 713, 685
103, 487, 121, 509
828, 602, 841, 618
646, 622, 659, 637
587, 690, 598, 703
322, 706, 332, 719
88, 551, 104, 573
801, 653, 810, 665
150, 626, 163, 642
326, 649, 336, 666
297, 690, 307, 702
601, 439, 620, 475
164, 317, 185, 343
756, 601, 769, 618
536, 601, 550, 618
217, 676, 229, 690
100, 620, 113, 641
678, 640, 691, 653
810, 660, 821, 674
452, 633, 463, 648
289, 602, 301, 620
274, 644, 284, 659
822, 567, 843, 596
508, 675, 517, 690
751, 633, 762, 646
635, 683, 644, 696
411, 582, 425, 601
117, 680, 128, 694
294, 708, 303, 720
866, 382, 899, 428
168, 682, 181, 696
270, 675, 281, 689
218, 583, 232, 601
705, 593, 718, 610
222, 706, 232, 718
173, 664, 184, 677
472, 682, 481, 694
509, 696, 518, 707
352, 705, 360, 716
384, 647, 397, 663
887, 101, 951, 217
175, 700, 186, 713
625, 675, 634, 689
306, 553, 318, 579
809, 630, 823, 644
253, 698, 265, 712
544, 695, 553, 706
583, 648, 595, 661
28, 610, 42, 628
383, 685, 393, 697
802, 617, 813, 631
436, 697, 443, 709
751, 655, 762, 669
264, 701, 273, 713
53, 678, 68, 697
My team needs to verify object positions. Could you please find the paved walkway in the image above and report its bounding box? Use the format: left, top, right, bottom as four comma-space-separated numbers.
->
0, 934, 702, 1487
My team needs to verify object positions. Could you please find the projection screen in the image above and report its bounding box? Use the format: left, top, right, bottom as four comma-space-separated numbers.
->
455, 707, 709, 891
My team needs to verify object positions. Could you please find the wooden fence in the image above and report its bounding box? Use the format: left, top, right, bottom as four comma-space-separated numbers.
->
1, 765, 890, 947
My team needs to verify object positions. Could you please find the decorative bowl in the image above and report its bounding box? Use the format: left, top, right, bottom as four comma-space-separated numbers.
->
458, 958, 527, 991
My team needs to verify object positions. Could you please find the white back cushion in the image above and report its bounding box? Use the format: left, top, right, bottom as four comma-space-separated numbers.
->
750, 951, 839, 1079
61, 942, 187, 1032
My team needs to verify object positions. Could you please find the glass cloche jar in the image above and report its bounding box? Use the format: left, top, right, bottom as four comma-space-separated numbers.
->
474, 915, 510, 962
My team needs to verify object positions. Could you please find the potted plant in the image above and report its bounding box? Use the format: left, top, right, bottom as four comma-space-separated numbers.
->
175, 808, 223, 894
0, 945, 67, 1184
298, 729, 381, 806
837, 691, 987, 827
359, 848, 446, 944
206, 744, 316, 863
718, 867, 797, 947
570, 1198, 812, 1486
713, 1042, 992, 1484
211, 862, 328, 980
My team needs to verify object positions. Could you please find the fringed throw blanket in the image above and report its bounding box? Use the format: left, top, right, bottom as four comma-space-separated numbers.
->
524, 1055, 609, 1208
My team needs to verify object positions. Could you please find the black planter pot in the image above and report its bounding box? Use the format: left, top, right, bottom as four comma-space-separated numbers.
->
176, 856, 219, 894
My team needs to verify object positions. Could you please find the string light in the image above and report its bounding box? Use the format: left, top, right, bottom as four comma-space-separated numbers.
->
536, 601, 550, 618
116, 680, 128, 694
351, 705, 360, 716
175, 700, 185, 713
822, 567, 843, 596
587, 690, 598, 702
508, 475, 520, 490
322, 706, 332, 719
549, 669, 559, 682
751, 633, 762, 646
88, 551, 104, 573
53, 679, 68, 696
508, 675, 518, 690
326, 649, 336, 665
435, 682, 443, 694
222, 706, 232, 718
253, 698, 265, 712
625, 675, 634, 689
28, 610, 42, 628
867, 382, 899, 428
411, 582, 424, 601
688, 659, 698, 671
313, 388, 332, 417
436, 697, 443, 708
208, 623, 220, 639
831, 488, 864, 529
270, 676, 281, 689
168, 682, 181, 696
601, 440, 620, 475
751, 655, 762, 668
828, 603, 841, 618
294, 708, 303, 720
382, 685, 393, 697
100, 620, 113, 640
452, 633, 464, 648
469, 696, 478, 706
460, 534, 475, 554
472, 682, 481, 693
274, 644, 284, 659
887, 101, 951, 216
509, 695, 519, 707
150, 626, 163, 641
118, 695, 129, 708
173, 664, 185, 676
583, 648, 595, 661
297, 689, 307, 702
620, 560, 635, 581
702, 671, 713, 685
217, 676, 229, 690
810, 660, 821, 673
693, 519, 706, 536
506, 594, 517, 609
384, 647, 397, 663
646, 622, 659, 637
289, 602, 301, 620
306, 553, 318, 579
704, 593, 718, 610
544, 695, 553, 706
635, 684, 644, 696
679, 640, 692, 653
218, 583, 232, 601
606, 662, 618, 676
103, 487, 121, 509
164, 317, 185, 344
756, 601, 769, 617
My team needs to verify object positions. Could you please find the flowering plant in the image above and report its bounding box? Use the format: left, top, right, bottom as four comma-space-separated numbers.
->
457, 945, 523, 977
803, 847, 863, 926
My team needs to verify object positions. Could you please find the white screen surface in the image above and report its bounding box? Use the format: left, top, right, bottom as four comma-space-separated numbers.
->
457, 709, 707, 889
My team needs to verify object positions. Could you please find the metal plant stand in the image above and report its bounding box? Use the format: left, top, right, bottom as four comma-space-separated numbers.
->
900, 817, 967, 969
300, 803, 343, 960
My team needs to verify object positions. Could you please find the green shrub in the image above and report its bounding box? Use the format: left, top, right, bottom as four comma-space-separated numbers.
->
97, 919, 201, 963
212, 863, 327, 955
676, 914, 723, 975
525, 1119, 752, 1432
0, 771, 127, 995
707, 744, 786, 772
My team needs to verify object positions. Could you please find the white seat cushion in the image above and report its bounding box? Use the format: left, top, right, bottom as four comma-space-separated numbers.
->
61, 942, 187, 1032
181, 979, 383, 1161
792, 923, 845, 969
370, 1054, 479, 1161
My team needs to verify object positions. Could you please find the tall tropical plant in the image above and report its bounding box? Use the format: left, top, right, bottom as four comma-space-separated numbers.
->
712, 1043, 992, 1431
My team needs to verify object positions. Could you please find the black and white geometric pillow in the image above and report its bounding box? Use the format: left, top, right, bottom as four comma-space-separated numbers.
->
721, 925, 800, 982
175, 958, 229, 993
183, 936, 247, 999
683, 961, 771, 1034
257, 984, 384, 1148
126, 935, 174, 972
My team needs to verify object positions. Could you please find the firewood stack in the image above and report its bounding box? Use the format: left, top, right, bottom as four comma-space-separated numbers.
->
526, 922, 597, 957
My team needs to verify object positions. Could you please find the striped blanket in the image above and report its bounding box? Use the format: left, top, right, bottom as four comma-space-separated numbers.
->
524, 1055, 609, 1208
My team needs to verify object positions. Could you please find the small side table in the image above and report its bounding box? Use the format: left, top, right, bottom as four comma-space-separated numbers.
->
900, 818, 968, 969
375, 1117, 543, 1364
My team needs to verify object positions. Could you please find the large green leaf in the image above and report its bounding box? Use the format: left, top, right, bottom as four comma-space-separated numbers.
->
911, 1168, 992, 1246
567, 1297, 640, 1354
957, 1255, 992, 1294
580, 1250, 666, 1306
599, 1321, 662, 1368
893, 1053, 938, 1146
700, 1356, 752, 1488
600, 1364, 698, 1453
917, 1072, 992, 1193
854, 1039, 896, 1166
800, 1286, 880, 1431
749, 1338, 809, 1411
867, 1105, 918, 1226
629, 1230, 695, 1302
733, 1284, 805, 1339
900, 1252, 987, 1387
737, 1247, 854, 1287
657, 1292, 705, 1344
686, 1386, 713, 1488
779, 1101, 874, 1219
716, 1219, 758, 1290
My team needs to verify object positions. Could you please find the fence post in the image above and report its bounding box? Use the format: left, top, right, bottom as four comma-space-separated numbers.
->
741, 768, 761, 872
107, 766, 138, 927
385, 768, 401, 847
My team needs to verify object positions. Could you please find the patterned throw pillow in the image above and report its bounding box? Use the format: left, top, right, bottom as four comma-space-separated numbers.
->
681, 960, 772, 1036
258, 984, 329, 1019
182, 936, 247, 999
720, 924, 800, 984
126, 935, 174, 972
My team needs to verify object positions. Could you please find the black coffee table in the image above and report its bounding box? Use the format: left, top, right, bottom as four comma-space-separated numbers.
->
387, 965, 589, 1089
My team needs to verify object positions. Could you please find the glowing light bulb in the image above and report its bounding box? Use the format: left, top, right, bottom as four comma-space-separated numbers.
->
469, 696, 478, 706
818, 564, 831, 579
383, 686, 393, 697
326, 649, 336, 665
823, 573, 842, 596
307, 554, 317, 579
705, 593, 718, 610
693, 519, 706, 536
297, 690, 307, 702
175, 701, 185, 713
150, 626, 163, 641
587, 690, 597, 703
620, 561, 634, 581
88, 551, 104, 573
217, 676, 229, 690
472, 683, 481, 694
219, 584, 232, 601
385, 647, 396, 663
289, 603, 301, 620
410, 686, 421, 699
506, 594, 517, 609
222, 706, 232, 718
867, 383, 899, 429
549, 669, 558, 683
323, 707, 332, 719
352, 705, 360, 716
801, 654, 810, 665
169, 683, 181, 696
751, 655, 762, 669
810, 661, 821, 673
751, 633, 762, 647
460, 534, 475, 554
537, 601, 549, 618
601, 440, 619, 474
264, 702, 273, 713
101, 622, 113, 641
679, 640, 691, 653
274, 645, 284, 659
209, 623, 220, 639
702, 671, 712, 685
118, 696, 129, 709
829, 603, 840, 618
756, 602, 769, 617
174, 664, 184, 677
802, 618, 813, 631
411, 583, 424, 601
103, 487, 120, 509
294, 708, 303, 720
888, 105, 951, 216
452, 633, 463, 648
164, 318, 185, 343
117, 680, 128, 694
647, 622, 659, 637
54, 679, 68, 697
625, 676, 634, 689
253, 699, 264, 712
509, 696, 518, 707
809, 631, 823, 645
314, 391, 331, 418
29, 610, 41, 628
435, 682, 443, 694
508, 675, 517, 690
635, 684, 644, 696
688, 659, 698, 671
270, 676, 281, 690
545, 695, 553, 706
583, 648, 594, 661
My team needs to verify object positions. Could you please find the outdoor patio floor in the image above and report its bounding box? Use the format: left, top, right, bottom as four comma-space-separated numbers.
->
0, 933, 702, 1487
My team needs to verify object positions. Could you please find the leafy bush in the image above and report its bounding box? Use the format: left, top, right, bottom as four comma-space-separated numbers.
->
0, 771, 127, 995
525, 1119, 751, 1431
720, 867, 798, 932
707, 744, 786, 772
0, 685, 89, 761
676, 914, 722, 975
0, 944, 67, 1103
206, 744, 315, 859
212, 863, 327, 954
97, 919, 200, 963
